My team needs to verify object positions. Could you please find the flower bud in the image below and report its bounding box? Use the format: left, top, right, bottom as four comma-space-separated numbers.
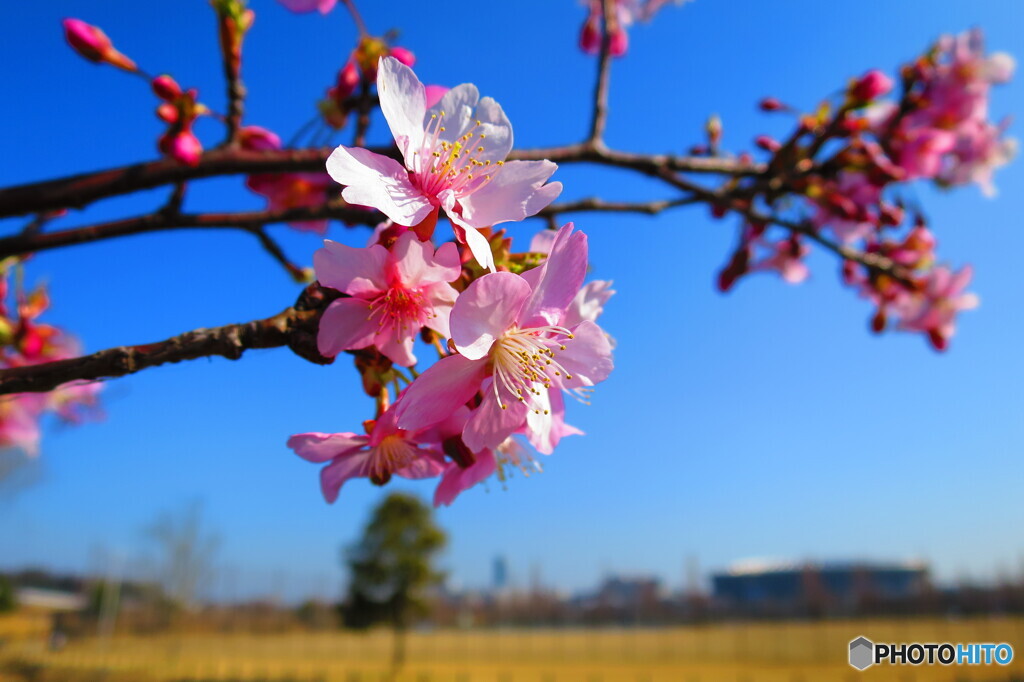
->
759, 97, 785, 112
755, 135, 781, 153
850, 69, 894, 102
151, 75, 182, 102
579, 18, 601, 55
239, 126, 281, 152
63, 18, 137, 72
609, 26, 629, 57
387, 46, 415, 68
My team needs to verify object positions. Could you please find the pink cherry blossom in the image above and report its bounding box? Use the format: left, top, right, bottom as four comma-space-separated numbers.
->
434, 437, 545, 507
939, 119, 1017, 197
326, 57, 562, 271
894, 265, 978, 351
314, 231, 461, 366
240, 126, 333, 232
394, 224, 613, 453
288, 404, 445, 503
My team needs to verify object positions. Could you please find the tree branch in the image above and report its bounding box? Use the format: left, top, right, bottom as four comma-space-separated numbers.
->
0, 202, 383, 260
538, 195, 699, 217
0, 147, 760, 221
0, 285, 338, 396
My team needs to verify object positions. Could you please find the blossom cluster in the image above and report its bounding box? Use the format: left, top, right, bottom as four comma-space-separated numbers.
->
715, 29, 1013, 350
288, 58, 614, 506
0, 264, 101, 456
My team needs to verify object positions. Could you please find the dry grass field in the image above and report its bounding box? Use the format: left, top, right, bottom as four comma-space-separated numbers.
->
2, 616, 1023, 682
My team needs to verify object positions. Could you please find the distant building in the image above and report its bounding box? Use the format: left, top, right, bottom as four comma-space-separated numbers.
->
15, 587, 86, 612
492, 556, 508, 591
711, 560, 930, 616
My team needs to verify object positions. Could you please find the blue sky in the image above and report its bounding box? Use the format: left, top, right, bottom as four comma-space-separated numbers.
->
1, 1, 1022, 600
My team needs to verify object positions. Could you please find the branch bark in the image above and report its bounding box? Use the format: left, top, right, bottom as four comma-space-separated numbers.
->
0, 286, 338, 396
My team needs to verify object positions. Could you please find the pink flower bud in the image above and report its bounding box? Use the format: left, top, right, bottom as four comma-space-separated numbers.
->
388, 46, 416, 68
424, 85, 449, 109
329, 61, 360, 104
755, 135, 781, 153
239, 126, 282, 152
609, 26, 629, 57
850, 69, 894, 102
162, 129, 203, 166
759, 97, 785, 112
151, 75, 182, 102
579, 18, 601, 55
63, 18, 137, 72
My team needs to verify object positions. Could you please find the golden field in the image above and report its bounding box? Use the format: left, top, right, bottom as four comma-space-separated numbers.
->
2, 616, 1023, 681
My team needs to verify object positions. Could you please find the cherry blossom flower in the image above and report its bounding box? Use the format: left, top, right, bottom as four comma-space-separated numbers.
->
240, 126, 334, 233
288, 404, 446, 503
314, 231, 461, 366
394, 224, 613, 452
152, 75, 207, 166
894, 265, 979, 351
326, 57, 562, 271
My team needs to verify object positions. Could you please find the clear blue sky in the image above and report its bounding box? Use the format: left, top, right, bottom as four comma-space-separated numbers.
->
1, 1, 1022, 600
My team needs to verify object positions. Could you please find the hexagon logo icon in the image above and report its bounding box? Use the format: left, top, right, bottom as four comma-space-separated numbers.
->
849, 636, 874, 670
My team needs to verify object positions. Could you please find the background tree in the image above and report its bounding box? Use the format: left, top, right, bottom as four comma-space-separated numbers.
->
342, 492, 446, 676
0, 575, 16, 613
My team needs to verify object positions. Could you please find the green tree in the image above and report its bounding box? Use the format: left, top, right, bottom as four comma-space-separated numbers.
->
0, 575, 16, 612
342, 492, 446, 677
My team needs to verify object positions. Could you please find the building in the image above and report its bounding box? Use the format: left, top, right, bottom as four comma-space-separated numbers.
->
711, 559, 930, 616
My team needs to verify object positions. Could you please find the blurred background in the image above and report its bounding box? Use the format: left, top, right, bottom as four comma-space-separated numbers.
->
0, 0, 1022, 680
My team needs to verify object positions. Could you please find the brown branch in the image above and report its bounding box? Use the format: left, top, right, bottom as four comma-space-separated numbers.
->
588, 0, 615, 146
0, 202, 383, 261
0, 285, 338, 396
538, 195, 699, 218
0, 147, 759, 220
353, 79, 373, 148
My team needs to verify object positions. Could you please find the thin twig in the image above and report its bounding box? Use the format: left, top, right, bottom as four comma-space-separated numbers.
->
538, 195, 700, 218
587, 0, 615, 146
0, 202, 383, 261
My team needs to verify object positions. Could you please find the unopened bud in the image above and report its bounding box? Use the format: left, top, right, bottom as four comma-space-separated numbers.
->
151, 75, 182, 102
63, 18, 137, 72
387, 46, 415, 68
759, 97, 785, 112
609, 26, 629, 57
755, 135, 781, 153
850, 69, 894, 102
579, 18, 601, 55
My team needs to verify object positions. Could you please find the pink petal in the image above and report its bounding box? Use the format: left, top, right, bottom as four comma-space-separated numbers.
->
394, 353, 489, 432
433, 453, 497, 507
392, 231, 460, 285
314, 240, 388, 296
521, 223, 589, 327
463, 387, 528, 452
320, 452, 371, 503
376, 57, 427, 160
430, 83, 481, 146
450, 272, 532, 360
469, 96, 513, 163
376, 328, 417, 367
558, 320, 614, 389
326, 145, 435, 226
422, 281, 458, 339
397, 451, 447, 480
317, 298, 378, 357
288, 432, 367, 463
457, 160, 562, 228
